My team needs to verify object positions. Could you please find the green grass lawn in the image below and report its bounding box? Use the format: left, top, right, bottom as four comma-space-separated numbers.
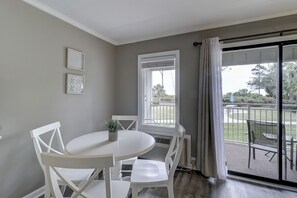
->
227, 108, 297, 122
224, 123, 297, 143
224, 122, 248, 143
149, 105, 297, 142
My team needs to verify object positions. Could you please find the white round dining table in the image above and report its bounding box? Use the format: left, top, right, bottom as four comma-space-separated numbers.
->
66, 130, 155, 179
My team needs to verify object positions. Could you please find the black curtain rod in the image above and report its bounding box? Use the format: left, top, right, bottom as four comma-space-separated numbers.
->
192, 28, 297, 47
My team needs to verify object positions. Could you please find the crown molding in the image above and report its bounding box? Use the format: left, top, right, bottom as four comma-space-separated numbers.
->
22, 0, 118, 45
22, 0, 297, 46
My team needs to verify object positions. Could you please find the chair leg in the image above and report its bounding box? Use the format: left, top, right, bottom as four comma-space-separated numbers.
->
248, 147, 251, 168
131, 185, 139, 198
283, 147, 288, 180
290, 139, 293, 170
44, 187, 50, 198
295, 144, 297, 171
44, 178, 51, 198
285, 154, 287, 180
269, 153, 276, 161
167, 182, 174, 198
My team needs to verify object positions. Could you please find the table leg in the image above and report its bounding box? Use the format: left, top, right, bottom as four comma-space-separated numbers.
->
111, 160, 122, 180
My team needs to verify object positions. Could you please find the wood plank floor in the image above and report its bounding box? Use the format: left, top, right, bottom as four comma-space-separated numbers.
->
134, 170, 297, 198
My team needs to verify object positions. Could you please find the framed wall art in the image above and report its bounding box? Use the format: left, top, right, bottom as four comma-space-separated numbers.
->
66, 74, 85, 94
67, 48, 85, 71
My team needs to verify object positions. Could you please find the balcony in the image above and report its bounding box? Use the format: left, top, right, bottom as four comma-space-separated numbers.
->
224, 103, 297, 183
149, 103, 297, 182
225, 142, 297, 182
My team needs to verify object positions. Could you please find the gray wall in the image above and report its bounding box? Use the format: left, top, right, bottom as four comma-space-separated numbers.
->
2, 0, 297, 197
115, 15, 297, 160
0, 0, 116, 197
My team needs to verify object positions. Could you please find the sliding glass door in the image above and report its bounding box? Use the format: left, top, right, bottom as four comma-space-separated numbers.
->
222, 42, 297, 186
282, 44, 297, 183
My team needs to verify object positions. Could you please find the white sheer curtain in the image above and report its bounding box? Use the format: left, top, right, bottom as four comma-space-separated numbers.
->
196, 37, 227, 180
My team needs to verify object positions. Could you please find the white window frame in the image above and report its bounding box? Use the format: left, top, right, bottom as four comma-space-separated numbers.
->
138, 50, 180, 135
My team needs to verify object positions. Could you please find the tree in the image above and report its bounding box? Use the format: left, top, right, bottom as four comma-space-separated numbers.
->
283, 62, 297, 100
247, 64, 276, 98
248, 62, 297, 99
152, 84, 166, 102
234, 89, 249, 97
261, 64, 277, 98
223, 90, 275, 104
247, 64, 267, 95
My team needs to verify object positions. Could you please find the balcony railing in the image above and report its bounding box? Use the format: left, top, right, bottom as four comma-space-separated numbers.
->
147, 102, 297, 143
146, 102, 176, 127
224, 102, 297, 144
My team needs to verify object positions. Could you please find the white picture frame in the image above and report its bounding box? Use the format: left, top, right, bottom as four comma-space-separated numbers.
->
67, 48, 85, 71
66, 74, 85, 94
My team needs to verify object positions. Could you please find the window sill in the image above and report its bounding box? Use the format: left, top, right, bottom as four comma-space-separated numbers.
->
139, 126, 177, 137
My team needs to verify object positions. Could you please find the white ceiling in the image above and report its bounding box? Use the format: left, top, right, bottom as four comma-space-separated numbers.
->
24, 0, 297, 45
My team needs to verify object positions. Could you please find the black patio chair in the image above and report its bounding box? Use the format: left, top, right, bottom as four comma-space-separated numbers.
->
246, 120, 287, 179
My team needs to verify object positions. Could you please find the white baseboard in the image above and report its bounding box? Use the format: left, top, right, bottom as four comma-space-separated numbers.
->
23, 186, 45, 198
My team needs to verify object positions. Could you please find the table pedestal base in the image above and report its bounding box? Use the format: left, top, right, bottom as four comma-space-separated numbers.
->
111, 160, 122, 180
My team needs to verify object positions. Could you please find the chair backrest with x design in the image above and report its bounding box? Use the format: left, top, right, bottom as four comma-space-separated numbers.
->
246, 120, 286, 149
111, 115, 138, 131
165, 124, 185, 180
30, 122, 65, 172
41, 153, 115, 198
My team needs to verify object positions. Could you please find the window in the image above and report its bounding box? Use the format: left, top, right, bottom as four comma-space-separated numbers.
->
138, 50, 180, 134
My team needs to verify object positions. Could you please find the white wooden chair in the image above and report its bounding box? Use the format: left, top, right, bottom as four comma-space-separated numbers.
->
111, 115, 139, 173
130, 124, 185, 198
41, 153, 130, 198
30, 122, 94, 197
112, 115, 138, 131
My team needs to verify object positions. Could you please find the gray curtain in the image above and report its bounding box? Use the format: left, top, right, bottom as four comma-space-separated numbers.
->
196, 37, 227, 179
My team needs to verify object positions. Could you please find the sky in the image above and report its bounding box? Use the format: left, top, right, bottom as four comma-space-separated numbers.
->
150, 64, 262, 96
222, 64, 256, 94
152, 70, 175, 95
